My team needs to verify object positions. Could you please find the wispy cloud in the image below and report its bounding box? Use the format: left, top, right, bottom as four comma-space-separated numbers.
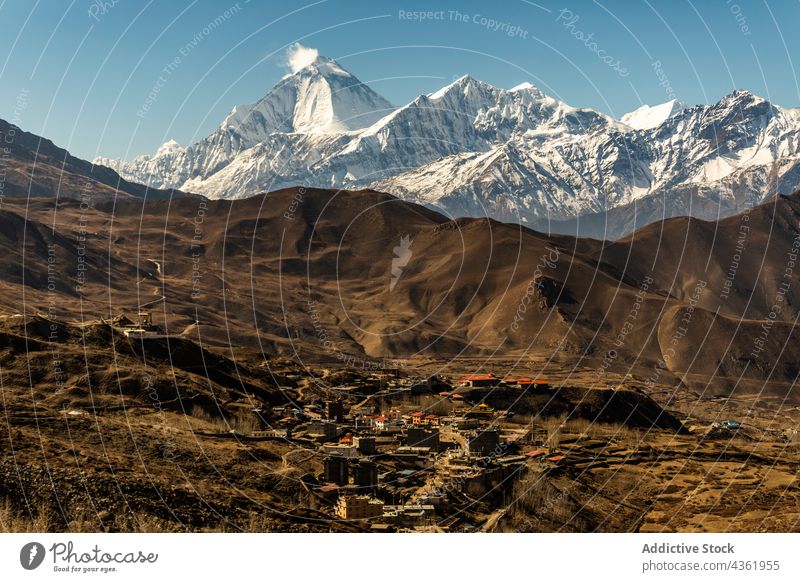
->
285, 43, 319, 73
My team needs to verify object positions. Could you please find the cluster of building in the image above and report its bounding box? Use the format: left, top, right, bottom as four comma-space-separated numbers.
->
259, 371, 558, 530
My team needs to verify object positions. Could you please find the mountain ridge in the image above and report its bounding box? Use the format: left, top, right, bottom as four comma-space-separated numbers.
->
94, 55, 800, 239
0, 118, 189, 201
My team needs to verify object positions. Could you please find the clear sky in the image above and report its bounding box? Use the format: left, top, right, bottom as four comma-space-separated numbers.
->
1, 0, 799, 161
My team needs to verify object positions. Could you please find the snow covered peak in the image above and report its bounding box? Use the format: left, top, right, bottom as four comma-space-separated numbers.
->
154, 139, 184, 157
721, 89, 761, 103
711, 89, 777, 116
427, 75, 495, 101
294, 54, 351, 78
703, 90, 778, 130
221, 53, 394, 138
98, 60, 800, 241
510, 82, 535, 92
620, 99, 685, 130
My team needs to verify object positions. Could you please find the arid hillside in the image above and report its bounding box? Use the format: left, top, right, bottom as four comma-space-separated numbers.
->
0, 187, 798, 393
0, 118, 186, 200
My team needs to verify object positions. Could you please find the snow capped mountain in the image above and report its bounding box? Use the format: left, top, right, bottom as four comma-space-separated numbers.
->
154, 139, 184, 156
96, 52, 393, 190
620, 99, 685, 130
96, 50, 800, 238
223, 54, 393, 137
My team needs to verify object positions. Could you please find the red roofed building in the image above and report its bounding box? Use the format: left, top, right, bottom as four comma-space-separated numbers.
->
504, 377, 550, 389
410, 411, 440, 427
461, 373, 497, 388
503, 377, 530, 385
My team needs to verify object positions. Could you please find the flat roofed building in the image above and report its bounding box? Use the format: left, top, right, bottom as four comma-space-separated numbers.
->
324, 456, 349, 485
466, 428, 500, 456
353, 435, 377, 455
325, 400, 345, 422
322, 443, 358, 458
336, 495, 384, 520
352, 460, 379, 491
406, 427, 440, 451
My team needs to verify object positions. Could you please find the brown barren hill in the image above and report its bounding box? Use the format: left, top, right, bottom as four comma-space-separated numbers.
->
0, 118, 188, 201
1, 186, 799, 392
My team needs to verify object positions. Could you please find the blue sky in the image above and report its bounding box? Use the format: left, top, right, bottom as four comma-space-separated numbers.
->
1, 0, 799, 160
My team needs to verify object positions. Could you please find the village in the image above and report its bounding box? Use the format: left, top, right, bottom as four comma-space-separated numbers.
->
4, 308, 798, 534
221, 357, 793, 533
251, 371, 561, 531
96, 311, 795, 532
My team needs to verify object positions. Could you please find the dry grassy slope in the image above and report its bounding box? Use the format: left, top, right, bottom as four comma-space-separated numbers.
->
1, 187, 799, 386
0, 315, 296, 412
606, 195, 800, 321
657, 306, 800, 388
603, 194, 800, 384
0, 316, 347, 532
